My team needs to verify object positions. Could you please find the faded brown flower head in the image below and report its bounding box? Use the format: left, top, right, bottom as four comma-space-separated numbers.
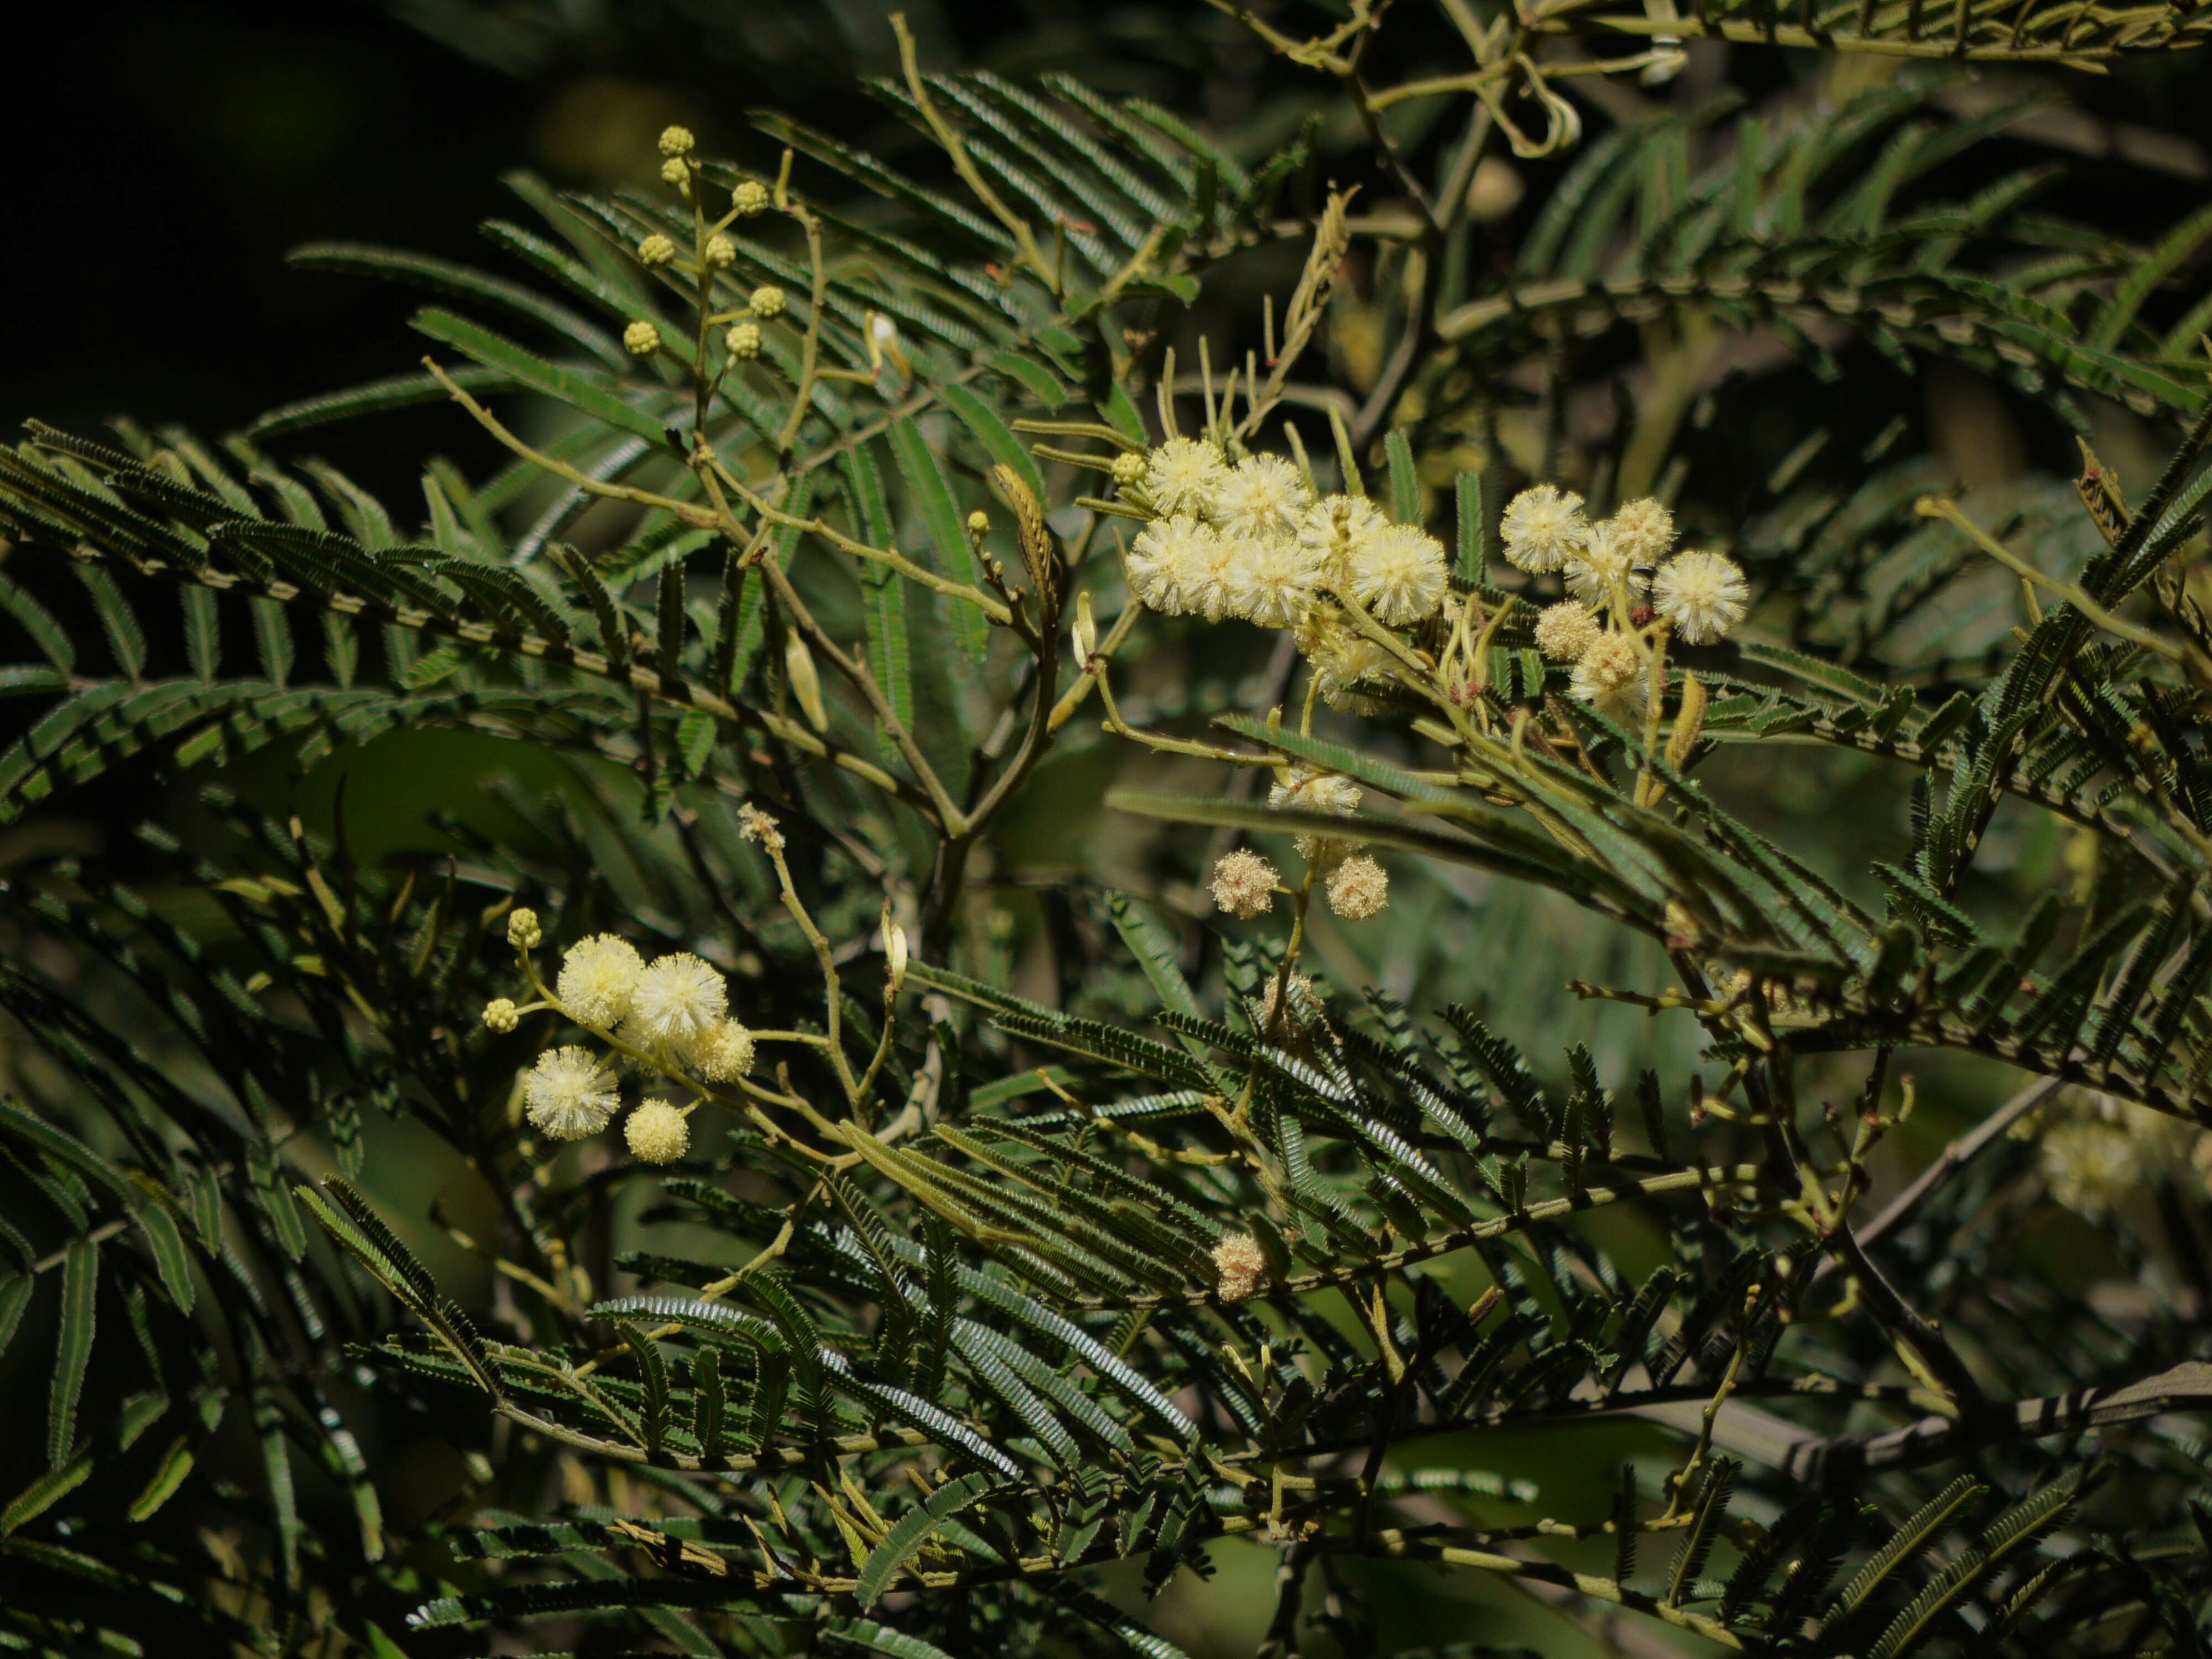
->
1326, 853, 1390, 921
1212, 849, 1279, 919
1212, 1233, 1267, 1302
737, 804, 786, 853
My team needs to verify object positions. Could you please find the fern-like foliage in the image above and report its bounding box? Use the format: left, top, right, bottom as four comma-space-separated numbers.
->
4, 11, 2212, 1659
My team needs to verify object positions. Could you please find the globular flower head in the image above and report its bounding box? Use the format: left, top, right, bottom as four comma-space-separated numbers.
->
703, 233, 736, 269
507, 906, 543, 950
658, 124, 696, 157
1211, 849, 1279, 919
623, 952, 729, 1053
2041, 1091, 2189, 1218
1110, 451, 1145, 488
637, 233, 677, 268
557, 934, 644, 1029
1501, 483, 1588, 573
1212, 1233, 1267, 1302
626, 1099, 691, 1164
624, 320, 662, 357
1296, 493, 1389, 588
1653, 551, 1749, 644
732, 179, 770, 215
749, 284, 787, 318
692, 1018, 758, 1082
1125, 516, 1216, 616
1608, 497, 1677, 563
1563, 521, 1648, 608
726, 321, 762, 360
2041, 1117, 2142, 1219
1569, 632, 1646, 719
1224, 533, 1324, 629
1141, 437, 1229, 519
1209, 453, 1310, 540
1326, 853, 1390, 921
661, 158, 691, 187
1346, 523, 1448, 625
482, 997, 519, 1034
967, 510, 990, 539
1534, 602, 1601, 662
524, 1046, 620, 1141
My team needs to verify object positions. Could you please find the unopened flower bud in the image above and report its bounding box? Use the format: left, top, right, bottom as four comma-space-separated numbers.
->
785, 633, 827, 733
1071, 591, 1098, 663
481, 997, 519, 1033
748, 284, 787, 318
967, 510, 990, 539
637, 233, 677, 268
507, 907, 542, 950
661, 158, 690, 187
703, 233, 735, 268
1110, 451, 1145, 488
732, 179, 770, 216
726, 321, 762, 359
884, 910, 909, 994
624, 320, 662, 357
658, 124, 696, 158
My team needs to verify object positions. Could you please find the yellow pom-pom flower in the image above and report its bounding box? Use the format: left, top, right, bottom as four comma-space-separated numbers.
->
625, 1098, 692, 1164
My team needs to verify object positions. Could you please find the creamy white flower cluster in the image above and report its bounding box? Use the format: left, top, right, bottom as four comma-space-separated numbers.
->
1210, 764, 1391, 927
1121, 438, 1450, 632
1503, 486, 1747, 721
2036, 1087, 2208, 1220
489, 908, 757, 1165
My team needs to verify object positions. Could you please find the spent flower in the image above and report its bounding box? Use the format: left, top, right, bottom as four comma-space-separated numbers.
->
1326, 854, 1390, 920
1211, 849, 1279, 919
1212, 1234, 1267, 1302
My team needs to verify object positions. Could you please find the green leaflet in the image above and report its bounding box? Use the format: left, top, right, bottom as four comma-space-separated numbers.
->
856, 1472, 1003, 1606
0, 1275, 30, 1361
411, 307, 675, 447
889, 416, 990, 661
841, 444, 913, 764
288, 242, 624, 365
49, 1238, 97, 1469
831, 1620, 964, 1659
938, 383, 1045, 503
137, 1203, 195, 1316
249, 365, 514, 439
126, 1435, 196, 1522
